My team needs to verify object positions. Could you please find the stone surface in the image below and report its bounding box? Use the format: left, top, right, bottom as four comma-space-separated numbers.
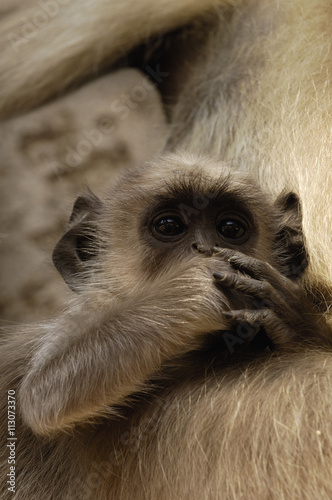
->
0, 69, 168, 323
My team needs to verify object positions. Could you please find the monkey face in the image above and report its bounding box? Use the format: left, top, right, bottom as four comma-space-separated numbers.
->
141, 194, 257, 274
53, 152, 307, 295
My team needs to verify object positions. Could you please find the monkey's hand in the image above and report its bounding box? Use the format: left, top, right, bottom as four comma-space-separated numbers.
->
17, 259, 231, 435
213, 248, 332, 351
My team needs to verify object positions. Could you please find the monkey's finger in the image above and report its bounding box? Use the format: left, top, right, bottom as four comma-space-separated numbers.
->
214, 247, 297, 293
223, 309, 297, 347
213, 272, 292, 314
228, 254, 299, 295
222, 310, 261, 338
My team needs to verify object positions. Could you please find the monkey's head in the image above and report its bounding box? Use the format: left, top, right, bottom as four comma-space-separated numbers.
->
53, 152, 307, 295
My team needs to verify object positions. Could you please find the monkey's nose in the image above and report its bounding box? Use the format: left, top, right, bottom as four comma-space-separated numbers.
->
192, 243, 215, 256
192, 243, 206, 254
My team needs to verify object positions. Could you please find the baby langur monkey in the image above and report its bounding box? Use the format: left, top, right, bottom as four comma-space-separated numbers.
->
15, 152, 330, 438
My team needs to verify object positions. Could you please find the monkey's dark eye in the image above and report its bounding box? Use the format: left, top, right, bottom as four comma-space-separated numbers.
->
152, 214, 187, 241
216, 215, 249, 244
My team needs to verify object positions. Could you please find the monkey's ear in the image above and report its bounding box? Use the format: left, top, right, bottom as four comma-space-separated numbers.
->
52, 193, 103, 292
273, 192, 308, 281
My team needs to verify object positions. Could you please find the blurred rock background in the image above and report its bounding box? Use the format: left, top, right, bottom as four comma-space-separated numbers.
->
0, 69, 168, 324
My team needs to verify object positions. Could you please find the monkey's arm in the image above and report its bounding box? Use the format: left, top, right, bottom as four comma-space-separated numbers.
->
213, 249, 332, 349
18, 263, 227, 435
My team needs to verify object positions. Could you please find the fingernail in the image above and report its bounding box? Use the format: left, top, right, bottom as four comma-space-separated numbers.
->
213, 272, 224, 279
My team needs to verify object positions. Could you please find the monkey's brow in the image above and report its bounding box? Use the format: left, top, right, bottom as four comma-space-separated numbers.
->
151, 183, 253, 211
155, 175, 231, 203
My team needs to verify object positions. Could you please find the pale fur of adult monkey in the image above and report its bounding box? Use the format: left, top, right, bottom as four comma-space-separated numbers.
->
1, 1, 332, 499
1, 153, 331, 500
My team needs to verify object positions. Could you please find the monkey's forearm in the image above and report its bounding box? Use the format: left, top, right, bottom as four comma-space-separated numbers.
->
18, 287, 222, 435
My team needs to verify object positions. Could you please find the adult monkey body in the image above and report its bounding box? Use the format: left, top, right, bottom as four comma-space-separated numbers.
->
1, 1, 332, 499
1, 153, 332, 499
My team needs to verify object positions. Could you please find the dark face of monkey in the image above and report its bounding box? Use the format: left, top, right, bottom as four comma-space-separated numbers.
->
141, 179, 258, 271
